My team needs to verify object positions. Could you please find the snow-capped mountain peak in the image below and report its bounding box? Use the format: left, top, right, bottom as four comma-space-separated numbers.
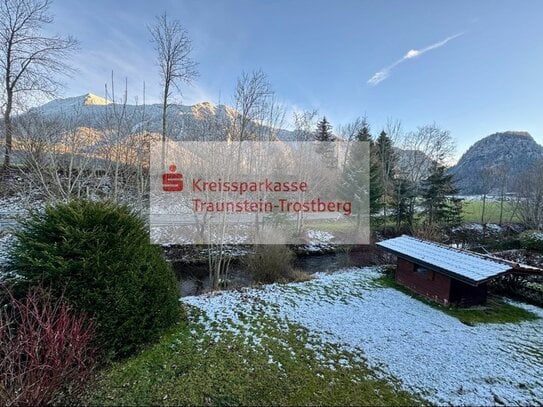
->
82, 93, 111, 106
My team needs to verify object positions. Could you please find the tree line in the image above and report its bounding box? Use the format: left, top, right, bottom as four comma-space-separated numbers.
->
314, 115, 462, 230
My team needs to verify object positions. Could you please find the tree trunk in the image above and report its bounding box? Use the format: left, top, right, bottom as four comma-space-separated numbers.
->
162, 83, 169, 142
356, 211, 361, 232
481, 194, 486, 224
499, 189, 504, 226
3, 100, 12, 168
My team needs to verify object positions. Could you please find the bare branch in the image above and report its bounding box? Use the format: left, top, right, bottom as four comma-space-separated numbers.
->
149, 12, 198, 141
1, 0, 79, 167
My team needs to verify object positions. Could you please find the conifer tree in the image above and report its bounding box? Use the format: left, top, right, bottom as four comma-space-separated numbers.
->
315, 116, 336, 168
421, 165, 461, 225
445, 197, 464, 226
315, 116, 334, 141
376, 130, 396, 218
356, 126, 383, 216
392, 178, 416, 228
340, 125, 383, 232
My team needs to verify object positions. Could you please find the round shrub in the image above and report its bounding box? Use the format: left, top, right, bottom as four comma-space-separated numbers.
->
9, 199, 181, 359
519, 230, 543, 253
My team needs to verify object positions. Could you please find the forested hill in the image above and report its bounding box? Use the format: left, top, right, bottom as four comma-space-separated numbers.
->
448, 131, 543, 194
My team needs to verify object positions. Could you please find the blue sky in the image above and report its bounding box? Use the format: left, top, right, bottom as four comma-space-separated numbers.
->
50, 0, 543, 159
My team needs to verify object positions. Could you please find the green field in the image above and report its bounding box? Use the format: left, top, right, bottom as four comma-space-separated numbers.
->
264, 198, 520, 233
461, 199, 519, 224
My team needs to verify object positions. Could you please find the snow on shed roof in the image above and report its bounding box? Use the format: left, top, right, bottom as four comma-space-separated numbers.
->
376, 235, 512, 285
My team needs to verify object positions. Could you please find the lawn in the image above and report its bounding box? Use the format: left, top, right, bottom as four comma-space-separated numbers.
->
303, 218, 354, 233
85, 268, 543, 406
292, 198, 519, 233
85, 309, 419, 406
461, 199, 519, 224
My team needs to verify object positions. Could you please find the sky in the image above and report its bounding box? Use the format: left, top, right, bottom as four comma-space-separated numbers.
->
47, 0, 543, 160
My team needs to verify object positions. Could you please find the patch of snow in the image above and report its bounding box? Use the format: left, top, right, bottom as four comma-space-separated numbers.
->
525, 231, 543, 241
307, 230, 334, 243
0, 192, 43, 272
486, 223, 503, 233
301, 229, 335, 253
0, 232, 15, 265
451, 223, 504, 235
183, 268, 543, 406
452, 223, 484, 233
457, 195, 501, 202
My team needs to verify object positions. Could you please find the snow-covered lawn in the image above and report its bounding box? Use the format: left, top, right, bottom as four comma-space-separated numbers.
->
183, 268, 543, 406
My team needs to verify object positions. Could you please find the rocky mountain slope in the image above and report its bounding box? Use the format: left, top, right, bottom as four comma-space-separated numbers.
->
31, 94, 223, 134
449, 131, 543, 194
28, 93, 294, 141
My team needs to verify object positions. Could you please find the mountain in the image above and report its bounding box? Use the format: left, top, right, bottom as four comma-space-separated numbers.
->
448, 131, 543, 194
30, 94, 217, 135
35, 93, 111, 112
28, 93, 293, 141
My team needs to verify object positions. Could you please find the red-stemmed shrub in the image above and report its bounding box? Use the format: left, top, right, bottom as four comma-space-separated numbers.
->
0, 284, 97, 406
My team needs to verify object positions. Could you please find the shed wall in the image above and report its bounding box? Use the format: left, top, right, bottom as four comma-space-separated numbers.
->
395, 258, 452, 305
450, 279, 487, 306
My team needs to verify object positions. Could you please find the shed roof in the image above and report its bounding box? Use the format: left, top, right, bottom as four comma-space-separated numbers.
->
376, 235, 512, 285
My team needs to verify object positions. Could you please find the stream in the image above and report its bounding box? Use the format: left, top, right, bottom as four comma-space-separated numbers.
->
173, 253, 347, 296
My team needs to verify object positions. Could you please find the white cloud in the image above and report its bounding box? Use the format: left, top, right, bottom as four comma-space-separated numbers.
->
367, 32, 464, 86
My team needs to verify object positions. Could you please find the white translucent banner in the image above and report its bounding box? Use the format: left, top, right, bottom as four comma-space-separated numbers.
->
150, 140, 369, 245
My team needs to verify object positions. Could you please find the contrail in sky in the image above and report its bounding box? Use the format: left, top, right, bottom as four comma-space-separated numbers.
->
367, 32, 464, 86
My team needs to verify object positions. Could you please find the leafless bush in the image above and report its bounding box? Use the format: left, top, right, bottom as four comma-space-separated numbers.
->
244, 244, 297, 284
411, 223, 445, 242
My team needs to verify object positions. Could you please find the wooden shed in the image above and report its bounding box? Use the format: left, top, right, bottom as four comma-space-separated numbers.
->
376, 235, 516, 306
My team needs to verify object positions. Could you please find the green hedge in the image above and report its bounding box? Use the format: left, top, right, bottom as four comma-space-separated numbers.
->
519, 230, 543, 253
9, 199, 181, 359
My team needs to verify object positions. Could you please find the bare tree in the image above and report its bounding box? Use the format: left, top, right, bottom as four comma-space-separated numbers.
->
477, 167, 497, 224
292, 110, 317, 233
14, 78, 152, 205
384, 118, 403, 145
0, 0, 78, 168
203, 71, 276, 289
292, 110, 317, 142
337, 117, 367, 168
394, 123, 455, 225
262, 96, 286, 141
232, 69, 273, 142
494, 163, 509, 225
14, 107, 102, 201
400, 123, 455, 183
515, 159, 543, 230
149, 12, 197, 142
